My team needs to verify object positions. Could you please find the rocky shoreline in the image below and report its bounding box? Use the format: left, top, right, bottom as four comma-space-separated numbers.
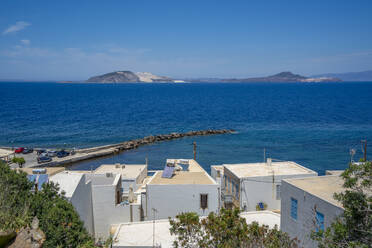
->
10, 129, 235, 168
78, 129, 235, 153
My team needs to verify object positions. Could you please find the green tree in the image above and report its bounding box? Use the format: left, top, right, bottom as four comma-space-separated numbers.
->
0, 160, 32, 231
0, 160, 95, 247
313, 161, 372, 248
11, 157, 26, 168
30, 182, 95, 248
170, 208, 298, 248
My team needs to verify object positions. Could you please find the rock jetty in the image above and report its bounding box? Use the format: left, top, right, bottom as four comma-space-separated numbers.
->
31, 129, 235, 168
78, 129, 235, 153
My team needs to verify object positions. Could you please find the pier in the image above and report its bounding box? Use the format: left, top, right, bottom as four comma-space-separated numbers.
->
5, 129, 235, 168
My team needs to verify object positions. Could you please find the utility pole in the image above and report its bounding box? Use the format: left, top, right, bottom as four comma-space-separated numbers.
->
263, 148, 266, 163
152, 208, 157, 248
193, 141, 197, 160
361, 140, 367, 161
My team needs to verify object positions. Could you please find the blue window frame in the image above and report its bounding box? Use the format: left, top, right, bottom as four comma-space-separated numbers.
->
291, 198, 298, 220
316, 211, 324, 232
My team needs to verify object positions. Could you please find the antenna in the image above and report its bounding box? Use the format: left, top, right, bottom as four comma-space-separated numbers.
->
193, 141, 197, 160
263, 148, 266, 163
361, 140, 367, 162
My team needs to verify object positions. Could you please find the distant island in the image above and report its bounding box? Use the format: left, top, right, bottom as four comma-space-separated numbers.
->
190, 72, 341, 83
86, 71, 175, 83
86, 71, 341, 83
312, 70, 372, 82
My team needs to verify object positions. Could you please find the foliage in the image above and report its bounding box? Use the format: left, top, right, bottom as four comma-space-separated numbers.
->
0, 161, 95, 247
11, 157, 26, 168
312, 161, 372, 248
0, 160, 33, 231
170, 208, 298, 248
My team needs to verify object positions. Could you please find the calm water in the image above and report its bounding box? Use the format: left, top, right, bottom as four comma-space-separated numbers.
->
1, 82, 372, 174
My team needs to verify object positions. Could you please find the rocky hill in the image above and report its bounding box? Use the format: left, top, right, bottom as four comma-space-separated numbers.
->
87, 71, 140, 83
87, 71, 173, 83
220, 71, 341, 83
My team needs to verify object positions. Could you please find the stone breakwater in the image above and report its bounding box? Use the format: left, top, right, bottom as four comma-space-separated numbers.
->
78, 129, 235, 153
33, 129, 235, 168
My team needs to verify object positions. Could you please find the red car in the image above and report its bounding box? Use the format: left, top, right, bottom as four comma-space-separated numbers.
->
14, 147, 24, 153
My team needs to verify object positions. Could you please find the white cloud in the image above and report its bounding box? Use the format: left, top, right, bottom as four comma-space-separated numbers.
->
20, 39, 30, 45
3, 21, 31, 35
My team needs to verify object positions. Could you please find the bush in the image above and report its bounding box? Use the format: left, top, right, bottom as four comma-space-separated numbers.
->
170, 208, 299, 248
0, 160, 95, 247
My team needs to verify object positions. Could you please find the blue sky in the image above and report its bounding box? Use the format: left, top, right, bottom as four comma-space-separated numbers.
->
1, 0, 372, 80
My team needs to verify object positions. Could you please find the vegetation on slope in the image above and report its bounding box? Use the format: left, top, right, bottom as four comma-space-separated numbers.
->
0, 161, 95, 247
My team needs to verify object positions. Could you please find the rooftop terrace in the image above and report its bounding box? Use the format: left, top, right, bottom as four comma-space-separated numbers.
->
148, 159, 216, 185
94, 163, 146, 179
283, 175, 344, 208
224, 161, 316, 178
112, 210, 280, 248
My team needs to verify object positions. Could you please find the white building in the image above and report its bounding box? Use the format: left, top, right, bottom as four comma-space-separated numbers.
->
144, 159, 220, 220
50, 170, 142, 240
86, 173, 142, 240
49, 172, 95, 235
94, 163, 147, 195
280, 175, 345, 248
214, 159, 317, 211
112, 210, 280, 248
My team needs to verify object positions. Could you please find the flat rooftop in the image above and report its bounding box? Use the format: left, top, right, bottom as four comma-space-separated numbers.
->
17, 167, 65, 176
49, 171, 84, 198
86, 173, 121, 186
224, 161, 316, 178
283, 175, 344, 208
148, 159, 216, 185
94, 163, 146, 179
112, 210, 280, 248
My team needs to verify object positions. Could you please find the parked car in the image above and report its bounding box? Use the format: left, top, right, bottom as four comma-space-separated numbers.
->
22, 148, 34, 154
14, 147, 24, 153
57, 150, 69, 158
36, 149, 46, 155
47, 150, 57, 157
37, 156, 52, 164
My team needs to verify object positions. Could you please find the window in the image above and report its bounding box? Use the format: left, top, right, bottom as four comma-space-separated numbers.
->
116, 190, 121, 204
291, 198, 298, 220
200, 194, 208, 209
276, 185, 281, 200
316, 211, 324, 232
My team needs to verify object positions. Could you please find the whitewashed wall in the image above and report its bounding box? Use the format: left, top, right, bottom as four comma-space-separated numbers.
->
91, 184, 141, 240
145, 184, 220, 220
70, 175, 94, 235
280, 180, 344, 248
239, 173, 317, 211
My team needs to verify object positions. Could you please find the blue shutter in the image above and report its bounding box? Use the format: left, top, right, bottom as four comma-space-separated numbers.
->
316, 211, 324, 232
291, 198, 298, 220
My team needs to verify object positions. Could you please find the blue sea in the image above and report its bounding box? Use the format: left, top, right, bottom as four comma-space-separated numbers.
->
1, 82, 372, 174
